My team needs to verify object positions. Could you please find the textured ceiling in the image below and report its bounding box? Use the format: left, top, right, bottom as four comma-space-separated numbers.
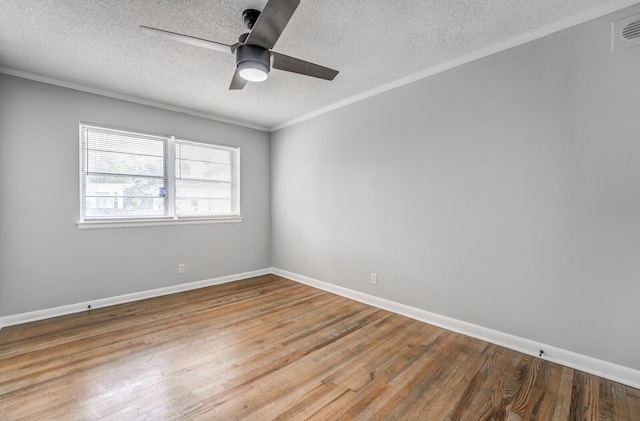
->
0, 0, 626, 129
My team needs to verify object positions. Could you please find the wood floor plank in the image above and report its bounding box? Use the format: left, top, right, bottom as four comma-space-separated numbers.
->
583, 373, 601, 419
511, 356, 544, 418
450, 345, 522, 420
600, 378, 619, 421
271, 381, 347, 421
1, 274, 639, 420
463, 347, 526, 420
386, 337, 488, 419
551, 366, 575, 420
626, 386, 640, 421
368, 332, 460, 419
220, 312, 396, 419
419, 344, 499, 420
306, 388, 358, 420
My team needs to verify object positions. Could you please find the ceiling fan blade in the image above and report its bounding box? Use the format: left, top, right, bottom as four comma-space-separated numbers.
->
245, 0, 300, 50
229, 69, 248, 90
272, 52, 339, 81
140, 26, 233, 54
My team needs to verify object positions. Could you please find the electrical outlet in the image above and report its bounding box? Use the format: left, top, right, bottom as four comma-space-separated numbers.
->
371, 273, 378, 285
178, 263, 186, 274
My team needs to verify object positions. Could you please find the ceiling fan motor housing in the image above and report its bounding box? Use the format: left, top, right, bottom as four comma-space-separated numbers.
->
236, 44, 271, 74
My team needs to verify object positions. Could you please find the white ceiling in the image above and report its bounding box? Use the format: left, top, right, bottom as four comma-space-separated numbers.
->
0, 0, 632, 130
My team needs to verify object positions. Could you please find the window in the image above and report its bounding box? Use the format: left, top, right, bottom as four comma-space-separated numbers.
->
79, 123, 240, 226
175, 140, 237, 217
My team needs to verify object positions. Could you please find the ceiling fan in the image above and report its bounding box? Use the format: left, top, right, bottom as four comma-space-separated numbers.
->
140, 0, 339, 90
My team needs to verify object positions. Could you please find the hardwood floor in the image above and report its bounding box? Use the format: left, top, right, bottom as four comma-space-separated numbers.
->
1, 275, 638, 420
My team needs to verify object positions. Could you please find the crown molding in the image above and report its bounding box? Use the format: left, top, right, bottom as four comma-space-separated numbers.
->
269, 0, 640, 132
0, 67, 269, 132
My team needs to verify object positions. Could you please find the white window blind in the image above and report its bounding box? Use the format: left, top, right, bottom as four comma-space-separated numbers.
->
79, 123, 240, 224
175, 140, 239, 217
81, 125, 168, 219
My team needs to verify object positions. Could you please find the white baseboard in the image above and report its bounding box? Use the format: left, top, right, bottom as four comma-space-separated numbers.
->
0, 268, 271, 329
3, 266, 638, 389
271, 267, 640, 390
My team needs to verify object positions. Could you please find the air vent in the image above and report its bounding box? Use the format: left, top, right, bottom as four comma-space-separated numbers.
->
612, 13, 640, 51
622, 20, 640, 40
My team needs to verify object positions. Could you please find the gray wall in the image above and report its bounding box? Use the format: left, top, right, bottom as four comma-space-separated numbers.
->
271, 6, 640, 369
0, 74, 270, 316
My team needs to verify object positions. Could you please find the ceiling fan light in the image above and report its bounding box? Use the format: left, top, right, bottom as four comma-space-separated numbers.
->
238, 61, 269, 82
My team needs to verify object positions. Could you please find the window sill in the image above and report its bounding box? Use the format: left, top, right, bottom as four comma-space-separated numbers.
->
77, 216, 243, 230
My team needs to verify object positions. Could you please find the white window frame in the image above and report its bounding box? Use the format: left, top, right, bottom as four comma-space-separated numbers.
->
77, 122, 241, 229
